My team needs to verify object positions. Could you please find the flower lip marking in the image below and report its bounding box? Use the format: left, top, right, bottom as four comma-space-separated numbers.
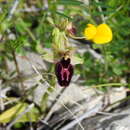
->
60, 65, 70, 81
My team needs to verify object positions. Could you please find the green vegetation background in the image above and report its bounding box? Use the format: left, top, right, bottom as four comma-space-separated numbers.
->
0, 0, 130, 128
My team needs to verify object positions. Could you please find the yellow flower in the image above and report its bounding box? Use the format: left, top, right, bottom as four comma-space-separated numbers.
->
84, 23, 113, 44
84, 24, 97, 40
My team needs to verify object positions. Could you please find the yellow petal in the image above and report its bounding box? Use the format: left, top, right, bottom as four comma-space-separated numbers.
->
84, 24, 97, 40
93, 24, 112, 44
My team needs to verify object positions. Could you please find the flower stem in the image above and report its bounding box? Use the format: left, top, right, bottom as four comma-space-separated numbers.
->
12, 51, 25, 95
92, 83, 127, 88
102, 45, 108, 73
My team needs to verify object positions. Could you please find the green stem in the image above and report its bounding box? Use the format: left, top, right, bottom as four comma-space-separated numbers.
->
93, 83, 127, 88
102, 45, 108, 73
25, 28, 36, 41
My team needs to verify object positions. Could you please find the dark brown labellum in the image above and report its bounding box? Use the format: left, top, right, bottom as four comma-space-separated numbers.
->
55, 57, 74, 87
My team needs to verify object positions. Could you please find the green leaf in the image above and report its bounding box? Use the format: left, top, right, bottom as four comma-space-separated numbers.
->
0, 43, 5, 51
47, 17, 55, 25
55, 11, 73, 20
57, 0, 84, 6
92, 10, 114, 16
42, 50, 54, 63
5, 36, 25, 52
91, 1, 113, 8
15, 18, 31, 34
71, 55, 84, 65
113, 67, 122, 75
112, 65, 123, 75
0, 102, 40, 123
0, 20, 11, 33
13, 123, 23, 129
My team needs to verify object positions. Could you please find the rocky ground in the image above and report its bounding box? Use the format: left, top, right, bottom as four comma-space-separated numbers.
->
1, 52, 129, 130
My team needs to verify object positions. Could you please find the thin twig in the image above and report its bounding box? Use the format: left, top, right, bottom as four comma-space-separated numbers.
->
48, 101, 86, 127
4, 98, 20, 106
0, 89, 4, 111
12, 51, 20, 74
43, 0, 48, 9
95, 0, 105, 23
104, 5, 123, 21
48, 95, 103, 127
7, 0, 20, 20
0, 80, 4, 111
60, 103, 102, 130
17, 6, 47, 13
97, 111, 130, 116
42, 89, 85, 130
44, 88, 66, 122
44, 86, 85, 122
